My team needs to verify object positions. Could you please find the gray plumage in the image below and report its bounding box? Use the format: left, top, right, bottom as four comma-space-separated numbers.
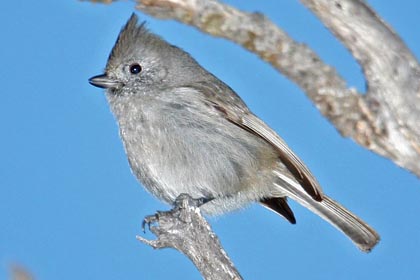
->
89, 14, 380, 252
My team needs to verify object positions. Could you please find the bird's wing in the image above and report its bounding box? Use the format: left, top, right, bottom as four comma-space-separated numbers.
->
232, 112, 323, 201
184, 81, 324, 201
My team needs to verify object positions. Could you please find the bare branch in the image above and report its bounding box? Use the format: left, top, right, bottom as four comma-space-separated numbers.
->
300, 0, 420, 176
137, 194, 242, 280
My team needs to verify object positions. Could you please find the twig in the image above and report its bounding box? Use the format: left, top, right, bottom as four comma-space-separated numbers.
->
137, 194, 243, 280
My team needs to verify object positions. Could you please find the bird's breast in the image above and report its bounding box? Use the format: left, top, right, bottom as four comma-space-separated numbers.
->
110, 95, 278, 206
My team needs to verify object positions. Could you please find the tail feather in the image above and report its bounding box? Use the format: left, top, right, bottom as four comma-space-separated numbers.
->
273, 170, 380, 252
315, 195, 379, 252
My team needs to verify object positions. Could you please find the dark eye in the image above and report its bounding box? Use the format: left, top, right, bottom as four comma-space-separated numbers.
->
129, 63, 142, 74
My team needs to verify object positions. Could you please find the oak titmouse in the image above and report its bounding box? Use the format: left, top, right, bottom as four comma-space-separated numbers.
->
89, 14, 379, 252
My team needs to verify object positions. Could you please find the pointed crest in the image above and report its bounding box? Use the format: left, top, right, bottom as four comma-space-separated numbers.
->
106, 13, 149, 68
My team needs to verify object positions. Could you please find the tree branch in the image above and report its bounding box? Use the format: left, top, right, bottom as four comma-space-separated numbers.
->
87, 0, 420, 177
300, 0, 420, 177
137, 194, 242, 280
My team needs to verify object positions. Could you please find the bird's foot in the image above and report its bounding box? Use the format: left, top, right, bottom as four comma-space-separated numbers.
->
174, 193, 214, 209
142, 213, 159, 233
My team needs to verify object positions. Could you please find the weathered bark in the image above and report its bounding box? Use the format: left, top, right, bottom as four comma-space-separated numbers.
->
87, 0, 420, 177
300, 0, 420, 178
137, 194, 242, 280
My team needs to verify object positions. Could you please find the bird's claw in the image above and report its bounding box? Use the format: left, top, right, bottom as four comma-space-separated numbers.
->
174, 193, 214, 209
142, 213, 158, 233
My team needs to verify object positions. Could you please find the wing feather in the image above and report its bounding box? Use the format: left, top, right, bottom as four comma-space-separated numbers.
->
239, 113, 323, 201
183, 81, 324, 201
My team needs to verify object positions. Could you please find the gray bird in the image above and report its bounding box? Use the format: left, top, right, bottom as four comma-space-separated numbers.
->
89, 14, 379, 252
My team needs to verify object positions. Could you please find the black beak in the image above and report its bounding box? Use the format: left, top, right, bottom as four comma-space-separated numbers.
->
89, 74, 122, 89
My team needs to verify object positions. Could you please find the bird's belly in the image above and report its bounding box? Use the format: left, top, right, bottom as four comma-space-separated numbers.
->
120, 117, 278, 210
124, 129, 245, 202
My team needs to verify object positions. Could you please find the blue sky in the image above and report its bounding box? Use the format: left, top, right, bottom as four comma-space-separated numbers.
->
1, 1, 420, 279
